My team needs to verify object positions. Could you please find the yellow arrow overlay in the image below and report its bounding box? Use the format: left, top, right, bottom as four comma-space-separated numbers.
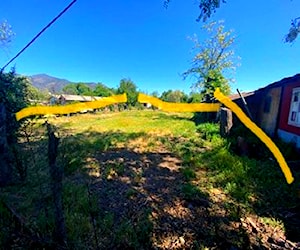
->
214, 88, 294, 184
15, 91, 294, 184
16, 94, 127, 121
138, 93, 220, 112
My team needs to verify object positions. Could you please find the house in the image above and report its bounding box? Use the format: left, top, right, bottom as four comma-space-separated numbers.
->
231, 74, 300, 147
49, 94, 102, 105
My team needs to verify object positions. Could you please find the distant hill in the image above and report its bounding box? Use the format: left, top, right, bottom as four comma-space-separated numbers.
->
28, 74, 98, 93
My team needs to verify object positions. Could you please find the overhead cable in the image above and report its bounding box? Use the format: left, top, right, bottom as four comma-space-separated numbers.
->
1, 0, 78, 72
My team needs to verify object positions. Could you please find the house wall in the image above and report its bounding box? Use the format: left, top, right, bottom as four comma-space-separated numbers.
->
277, 129, 300, 147
233, 94, 260, 122
278, 80, 300, 136
231, 75, 300, 147
256, 87, 282, 137
231, 87, 281, 137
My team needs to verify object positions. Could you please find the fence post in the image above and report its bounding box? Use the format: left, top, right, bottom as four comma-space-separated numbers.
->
47, 122, 67, 247
0, 103, 12, 186
220, 107, 233, 137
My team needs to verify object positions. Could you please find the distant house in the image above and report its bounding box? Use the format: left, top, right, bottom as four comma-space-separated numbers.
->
49, 94, 102, 105
231, 74, 300, 147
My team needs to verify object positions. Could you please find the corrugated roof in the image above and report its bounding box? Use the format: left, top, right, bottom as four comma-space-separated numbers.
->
58, 94, 102, 101
230, 74, 300, 101
255, 73, 300, 92
229, 91, 254, 100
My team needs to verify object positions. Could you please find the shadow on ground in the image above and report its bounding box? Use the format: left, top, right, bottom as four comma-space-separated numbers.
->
2, 127, 300, 249
59, 130, 252, 249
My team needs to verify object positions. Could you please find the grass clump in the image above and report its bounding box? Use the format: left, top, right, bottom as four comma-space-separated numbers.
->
197, 123, 220, 141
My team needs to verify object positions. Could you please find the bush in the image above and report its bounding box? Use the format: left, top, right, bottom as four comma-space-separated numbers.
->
0, 70, 31, 143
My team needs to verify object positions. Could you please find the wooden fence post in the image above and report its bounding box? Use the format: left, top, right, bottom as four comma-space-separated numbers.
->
220, 107, 233, 137
47, 122, 67, 247
0, 103, 12, 186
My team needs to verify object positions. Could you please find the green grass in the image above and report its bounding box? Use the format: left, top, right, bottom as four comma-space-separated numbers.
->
49, 110, 195, 136
1, 110, 300, 249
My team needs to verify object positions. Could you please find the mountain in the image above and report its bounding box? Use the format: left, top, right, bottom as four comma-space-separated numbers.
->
27, 74, 71, 93
28, 74, 98, 93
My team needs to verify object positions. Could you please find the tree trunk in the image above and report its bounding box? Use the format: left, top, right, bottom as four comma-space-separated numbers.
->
220, 107, 233, 137
47, 123, 67, 247
0, 103, 13, 186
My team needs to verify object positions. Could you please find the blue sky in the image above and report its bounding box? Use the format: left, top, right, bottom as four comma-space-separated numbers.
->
1, 0, 300, 94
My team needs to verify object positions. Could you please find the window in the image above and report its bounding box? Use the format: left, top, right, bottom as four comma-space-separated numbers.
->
288, 87, 300, 127
263, 96, 272, 113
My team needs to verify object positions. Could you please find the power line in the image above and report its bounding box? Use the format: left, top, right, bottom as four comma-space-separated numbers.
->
1, 0, 78, 72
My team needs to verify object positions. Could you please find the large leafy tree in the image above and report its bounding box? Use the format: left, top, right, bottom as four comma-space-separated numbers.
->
184, 20, 236, 102
117, 78, 138, 107
164, 0, 300, 43
62, 83, 93, 96
93, 83, 115, 97
0, 21, 45, 185
160, 89, 188, 103
188, 92, 202, 103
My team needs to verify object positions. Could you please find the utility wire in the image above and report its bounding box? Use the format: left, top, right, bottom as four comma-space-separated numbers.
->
1, 0, 78, 72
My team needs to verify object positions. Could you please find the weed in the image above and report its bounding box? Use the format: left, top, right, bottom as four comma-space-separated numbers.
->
197, 123, 220, 141
261, 217, 285, 231
115, 209, 152, 249
103, 163, 125, 180
181, 167, 196, 181
181, 183, 202, 200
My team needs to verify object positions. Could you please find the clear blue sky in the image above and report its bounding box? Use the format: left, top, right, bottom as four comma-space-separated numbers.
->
1, 0, 300, 94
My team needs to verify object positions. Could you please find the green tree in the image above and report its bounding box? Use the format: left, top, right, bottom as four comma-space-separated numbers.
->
26, 83, 50, 102
0, 70, 31, 140
62, 84, 77, 95
62, 83, 93, 96
151, 91, 159, 98
161, 90, 188, 103
188, 92, 202, 103
117, 78, 138, 107
93, 83, 114, 97
75, 83, 93, 95
0, 70, 31, 186
160, 90, 172, 102
183, 20, 236, 102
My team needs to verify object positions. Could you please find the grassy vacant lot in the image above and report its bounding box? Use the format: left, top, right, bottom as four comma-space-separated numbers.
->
1, 110, 300, 249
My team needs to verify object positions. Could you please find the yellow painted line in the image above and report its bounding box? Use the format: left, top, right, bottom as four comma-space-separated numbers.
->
16, 94, 127, 121
214, 88, 294, 184
138, 93, 220, 112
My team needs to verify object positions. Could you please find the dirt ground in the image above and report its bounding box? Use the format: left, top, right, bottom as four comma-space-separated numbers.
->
86, 138, 300, 250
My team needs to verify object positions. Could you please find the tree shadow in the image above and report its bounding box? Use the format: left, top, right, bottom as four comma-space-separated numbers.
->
197, 141, 300, 248
58, 130, 252, 249
4, 128, 286, 249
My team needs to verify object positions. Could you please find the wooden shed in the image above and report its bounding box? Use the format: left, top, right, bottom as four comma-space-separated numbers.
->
231, 74, 300, 147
